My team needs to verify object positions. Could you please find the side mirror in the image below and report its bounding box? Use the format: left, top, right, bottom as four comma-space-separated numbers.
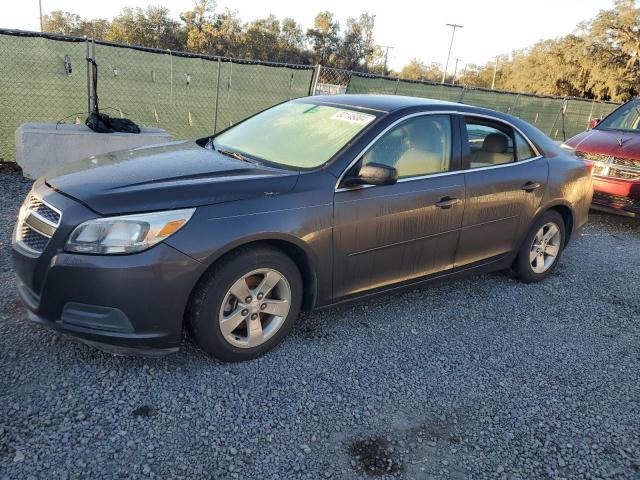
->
588, 118, 601, 129
343, 163, 398, 188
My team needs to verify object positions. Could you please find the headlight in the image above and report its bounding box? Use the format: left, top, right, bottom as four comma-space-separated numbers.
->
65, 208, 195, 254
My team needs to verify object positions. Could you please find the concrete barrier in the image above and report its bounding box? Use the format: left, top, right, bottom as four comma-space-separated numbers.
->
15, 123, 173, 179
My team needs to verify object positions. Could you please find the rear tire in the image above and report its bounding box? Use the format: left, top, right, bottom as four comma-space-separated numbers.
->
188, 245, 302, 362
512, 210, 566, 283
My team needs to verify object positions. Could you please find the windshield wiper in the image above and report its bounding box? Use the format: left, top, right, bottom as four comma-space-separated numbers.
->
217, 148, 254, 163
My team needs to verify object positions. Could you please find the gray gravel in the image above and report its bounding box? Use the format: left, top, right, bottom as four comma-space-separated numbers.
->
1, 168, 639, 479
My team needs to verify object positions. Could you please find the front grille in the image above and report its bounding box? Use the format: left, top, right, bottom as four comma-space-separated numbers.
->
592, 191, 639, 207
25, 193, 61, 224
576, 151, 610, 163
21, 225, 50, 251
577, 151, 640, 180
15, 192, 61, 255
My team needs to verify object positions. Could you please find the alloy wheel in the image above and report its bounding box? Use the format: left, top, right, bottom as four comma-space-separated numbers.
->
218, 268, 292, 348
529, 222, 561, 274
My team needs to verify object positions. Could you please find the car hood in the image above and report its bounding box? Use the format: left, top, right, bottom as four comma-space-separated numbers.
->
565, 129, 640, 159
45, 141, 299, 215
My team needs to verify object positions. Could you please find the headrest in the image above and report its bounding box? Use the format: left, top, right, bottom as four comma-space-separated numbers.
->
482, 133, 508, 153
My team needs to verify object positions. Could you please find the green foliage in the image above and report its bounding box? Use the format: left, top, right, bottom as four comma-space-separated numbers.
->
42, 3, 380, 71
453, 0, 640, 101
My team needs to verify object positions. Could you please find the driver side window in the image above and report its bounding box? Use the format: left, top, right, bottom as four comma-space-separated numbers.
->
360, 114, 452, 179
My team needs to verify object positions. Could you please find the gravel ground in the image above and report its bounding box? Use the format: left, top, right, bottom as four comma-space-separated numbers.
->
1, 168, 639, 480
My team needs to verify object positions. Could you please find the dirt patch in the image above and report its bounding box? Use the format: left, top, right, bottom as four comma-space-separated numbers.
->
349, 436, 403, 476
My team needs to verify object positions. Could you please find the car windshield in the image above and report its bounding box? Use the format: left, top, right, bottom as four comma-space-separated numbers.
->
597, 99, 640, 132
212, 101, 378, 169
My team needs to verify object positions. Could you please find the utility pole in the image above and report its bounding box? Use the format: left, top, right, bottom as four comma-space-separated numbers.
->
491, 56, 499, 90
379, 45, 394, 76
452, 58, 462, 85
39, 0, 43, 31
442, 23, 463, 84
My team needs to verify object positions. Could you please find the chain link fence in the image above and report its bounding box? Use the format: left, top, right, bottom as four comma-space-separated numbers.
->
0, 29, 314, 162
0, 28, 621, 163
314, 67, 621, 141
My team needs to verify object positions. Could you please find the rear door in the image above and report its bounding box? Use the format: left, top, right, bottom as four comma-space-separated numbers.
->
454, 115, 548, 268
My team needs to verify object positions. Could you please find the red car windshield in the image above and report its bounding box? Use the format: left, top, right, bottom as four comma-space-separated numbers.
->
597, 99, 640, 132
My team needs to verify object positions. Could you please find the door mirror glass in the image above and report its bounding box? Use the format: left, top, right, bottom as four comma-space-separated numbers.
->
588, 118, 601, 129
359, 163, 398, 186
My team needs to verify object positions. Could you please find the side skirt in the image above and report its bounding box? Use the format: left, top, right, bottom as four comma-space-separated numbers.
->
315, 253, 514, 311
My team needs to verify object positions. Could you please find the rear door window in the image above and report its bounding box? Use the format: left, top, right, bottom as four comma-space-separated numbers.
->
464, 119, 514, 169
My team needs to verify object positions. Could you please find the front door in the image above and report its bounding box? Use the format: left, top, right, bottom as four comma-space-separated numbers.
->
454, 115, 549, 267
333, 113, 465, 299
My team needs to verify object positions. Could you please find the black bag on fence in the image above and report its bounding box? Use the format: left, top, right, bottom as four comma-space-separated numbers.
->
85, 58, 141, 134
86, 112, 141, 134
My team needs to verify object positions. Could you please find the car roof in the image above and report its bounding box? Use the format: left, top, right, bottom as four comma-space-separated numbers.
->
296, 94, 460, 113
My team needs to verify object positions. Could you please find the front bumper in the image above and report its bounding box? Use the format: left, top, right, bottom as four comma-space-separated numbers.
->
12, 183, 205, 353
591, 176, 640, 217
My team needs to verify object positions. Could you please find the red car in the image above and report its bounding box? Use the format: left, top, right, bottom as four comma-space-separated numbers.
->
564, 99, 640, 217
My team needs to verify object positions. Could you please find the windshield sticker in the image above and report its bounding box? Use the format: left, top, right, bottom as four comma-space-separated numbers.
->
331, 111, 375, 125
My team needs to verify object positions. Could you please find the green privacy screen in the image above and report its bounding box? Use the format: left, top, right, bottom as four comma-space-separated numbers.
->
0, 29, 620, 162
0, 30, 313, 162
0, 33, 88, 162
346, 74, 620, 140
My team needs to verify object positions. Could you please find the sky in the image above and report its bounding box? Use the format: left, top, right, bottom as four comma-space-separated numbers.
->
1, 0, 616, 71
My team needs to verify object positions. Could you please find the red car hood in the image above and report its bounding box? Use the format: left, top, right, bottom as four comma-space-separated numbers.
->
566, 129, 640, 160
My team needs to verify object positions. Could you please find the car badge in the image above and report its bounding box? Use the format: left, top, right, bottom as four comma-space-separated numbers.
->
616, 137, 624, 147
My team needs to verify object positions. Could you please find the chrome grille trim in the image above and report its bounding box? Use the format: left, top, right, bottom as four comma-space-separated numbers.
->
15, 192, 62, 256
576, 151, 640, 180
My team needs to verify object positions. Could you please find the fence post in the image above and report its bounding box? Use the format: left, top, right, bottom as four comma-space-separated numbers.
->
587, 99, 596, 124
549, 97, 567, 139
213, 58, 221, 134
85, 36, 91, 115
509, 94, 520, 115
90, 39, 96, 113
309, 64, 321, 96
393, 77, 400, 95
458, 86, 466, 103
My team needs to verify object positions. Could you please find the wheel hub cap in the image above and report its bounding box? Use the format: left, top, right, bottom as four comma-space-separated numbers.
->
529, 222, 561, 274
219, 268, 291, 349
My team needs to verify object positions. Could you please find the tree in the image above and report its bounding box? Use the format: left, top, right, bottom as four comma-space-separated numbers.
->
43, 11, 109, 38
447, 0, 640, 101
400, 59, 444, 82
337, 13, 378, 71
106, 6, 183, 49
306, 12, 340, 65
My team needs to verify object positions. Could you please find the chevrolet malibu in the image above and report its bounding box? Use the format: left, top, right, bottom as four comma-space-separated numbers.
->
12, 95, 593, 361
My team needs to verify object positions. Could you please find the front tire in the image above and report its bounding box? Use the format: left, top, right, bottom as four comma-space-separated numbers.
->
512, 210, 565, 283
188, 246, 303, 362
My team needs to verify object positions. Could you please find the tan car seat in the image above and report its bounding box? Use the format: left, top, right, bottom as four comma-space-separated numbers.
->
470, 133, 513, 167
394, 119, 449, 177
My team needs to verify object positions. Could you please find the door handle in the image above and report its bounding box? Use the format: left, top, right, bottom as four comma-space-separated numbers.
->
435, 196, 460, 209
521, 181, 541, 192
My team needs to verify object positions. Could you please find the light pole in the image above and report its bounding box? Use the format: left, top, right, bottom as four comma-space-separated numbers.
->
39, 0, 43, 31
379, 45, 394, 76
441, 23, 463, 84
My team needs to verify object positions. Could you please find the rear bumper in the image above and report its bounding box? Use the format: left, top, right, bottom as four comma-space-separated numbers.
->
591, 176, 640, 217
